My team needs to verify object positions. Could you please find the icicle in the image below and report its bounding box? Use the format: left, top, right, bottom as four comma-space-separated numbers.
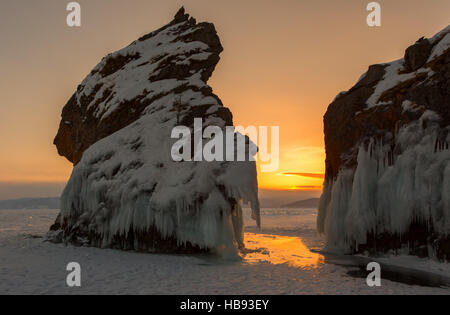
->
318, 113, 450, 253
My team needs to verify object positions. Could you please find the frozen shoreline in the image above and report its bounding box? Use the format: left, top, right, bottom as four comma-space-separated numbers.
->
0, 208, 448, 294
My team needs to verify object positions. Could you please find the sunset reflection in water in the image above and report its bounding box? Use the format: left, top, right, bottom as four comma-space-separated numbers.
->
242, 233, 324, 269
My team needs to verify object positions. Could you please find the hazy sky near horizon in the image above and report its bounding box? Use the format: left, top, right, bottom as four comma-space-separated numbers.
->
0, 0, 449, 199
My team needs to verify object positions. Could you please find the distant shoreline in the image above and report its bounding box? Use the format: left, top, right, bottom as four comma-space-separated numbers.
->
0, 197, 59, 210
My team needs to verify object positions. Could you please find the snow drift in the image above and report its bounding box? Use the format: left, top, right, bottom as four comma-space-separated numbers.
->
319, 26, 450, 259
49, 8, 260, 253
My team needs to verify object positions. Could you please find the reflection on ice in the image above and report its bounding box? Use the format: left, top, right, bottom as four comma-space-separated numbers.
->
242, 233, 324, 269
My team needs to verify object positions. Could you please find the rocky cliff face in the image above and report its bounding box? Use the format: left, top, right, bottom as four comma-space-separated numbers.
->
54, 7, 228, 165
318, 26, 450, 259
49, 8, 260, 254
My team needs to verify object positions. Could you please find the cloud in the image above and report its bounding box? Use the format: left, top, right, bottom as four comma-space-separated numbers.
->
291, 185, 323, 190
282, 172, 325, 179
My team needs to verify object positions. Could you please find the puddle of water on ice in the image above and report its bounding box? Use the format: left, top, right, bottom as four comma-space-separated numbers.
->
241, 233, 324, 269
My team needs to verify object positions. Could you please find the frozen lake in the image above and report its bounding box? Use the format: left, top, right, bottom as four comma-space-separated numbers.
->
0, 208, 449, 294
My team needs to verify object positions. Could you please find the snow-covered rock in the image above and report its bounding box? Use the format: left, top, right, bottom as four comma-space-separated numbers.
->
318, 26, 450, 259
54, 7, 226, 165
50, 8, 260, 254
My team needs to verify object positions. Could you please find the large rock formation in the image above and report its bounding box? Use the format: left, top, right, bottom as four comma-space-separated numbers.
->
318, 26, 450, 259
49, 8, 260, 254
54, 7, 227, 165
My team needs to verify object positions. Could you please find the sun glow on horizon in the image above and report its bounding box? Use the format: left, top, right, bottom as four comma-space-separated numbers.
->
256, 144, 325, 191
2, 0, 447, 199
0, 146, 326, 193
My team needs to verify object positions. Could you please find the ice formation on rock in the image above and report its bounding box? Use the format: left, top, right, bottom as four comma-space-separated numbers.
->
49, 8, 260, 254
319, 26, 450, 259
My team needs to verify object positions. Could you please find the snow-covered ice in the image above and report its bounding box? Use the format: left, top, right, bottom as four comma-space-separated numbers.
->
1, 208, 449, 294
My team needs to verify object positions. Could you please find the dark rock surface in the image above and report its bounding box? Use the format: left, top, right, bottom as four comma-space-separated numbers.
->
404, 38, 432, 72
319, 26, 450, 259
324, 29, 449, 181
54, 7, 227, 165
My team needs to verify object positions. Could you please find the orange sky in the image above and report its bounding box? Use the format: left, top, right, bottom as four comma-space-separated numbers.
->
0, 0, 449, 198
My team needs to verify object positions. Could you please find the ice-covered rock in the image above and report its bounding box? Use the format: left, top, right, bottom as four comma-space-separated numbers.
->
49, 8, 260, 254
319, 25, 450, 259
